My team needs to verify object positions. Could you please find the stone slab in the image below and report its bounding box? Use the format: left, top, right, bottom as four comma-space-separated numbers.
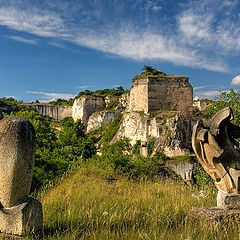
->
0, 197, 43, 236
189, 206, 240, 224
217, 190, 240, 209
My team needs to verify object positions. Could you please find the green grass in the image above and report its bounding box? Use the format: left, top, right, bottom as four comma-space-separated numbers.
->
28, 165, 240, 240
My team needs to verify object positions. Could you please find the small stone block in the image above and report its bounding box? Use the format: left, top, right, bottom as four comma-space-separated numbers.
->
189, 206, 240, 224
217, 190, 240, 209
0, 197, 43, 236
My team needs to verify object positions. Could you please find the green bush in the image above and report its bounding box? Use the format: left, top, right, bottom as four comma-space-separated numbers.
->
203, 89, 240, 126
100, 113, 123, 144
49, 98, 74, 106
105, 100, 118, 111
75, 86, 129, 99
3, 110, 96, 191
193, 164, 215, 189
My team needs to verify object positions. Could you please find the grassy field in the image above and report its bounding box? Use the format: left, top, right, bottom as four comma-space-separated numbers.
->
24, 166, 240, 239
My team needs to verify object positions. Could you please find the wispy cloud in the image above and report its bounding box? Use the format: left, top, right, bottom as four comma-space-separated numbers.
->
194, 89, 228, 99
193, 86, 208, 91
231, 75, 240, 85
8, 35, 38, 45
48, 40, 83, 53
0, 0, 239, 72
27, 91, 75, 102
77, 85, 91, 89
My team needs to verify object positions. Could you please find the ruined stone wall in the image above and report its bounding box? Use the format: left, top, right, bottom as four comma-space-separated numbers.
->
128, 79, 148, 113
72, 96, 106, 126
148, 76, 193, 119
23, 105, 72, 121
128, 76, 193, 120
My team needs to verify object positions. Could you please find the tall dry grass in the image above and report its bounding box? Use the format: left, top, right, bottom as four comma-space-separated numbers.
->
31, 166, 240, 240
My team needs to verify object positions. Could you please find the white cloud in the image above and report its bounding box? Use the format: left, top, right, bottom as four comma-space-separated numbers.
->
231, 75, 240, 85
48, 41, 83, 53
193, 86, 208, 91
8, 35, 38, 45
0, 1, 238, 72
72, 30, 227, 72
27, 91, 75, 102
0, 7, 68, 38
77, 85, 91, 89
177, 0, 240, 55
194, 89, 229, 99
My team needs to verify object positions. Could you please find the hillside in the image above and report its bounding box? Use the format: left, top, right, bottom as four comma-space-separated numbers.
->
33, 165, 239, 240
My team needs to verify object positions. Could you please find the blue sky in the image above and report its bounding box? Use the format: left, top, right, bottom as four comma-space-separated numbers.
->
0, 0, 240, 102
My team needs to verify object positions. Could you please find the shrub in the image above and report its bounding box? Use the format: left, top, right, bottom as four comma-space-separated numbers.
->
105, 100, 118, 111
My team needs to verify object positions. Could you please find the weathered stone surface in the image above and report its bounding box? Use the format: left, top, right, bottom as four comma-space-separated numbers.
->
86, 107, 123, 133
166, 161, 194, 182
0, 197, 43, 236
189, 206, 240, 224
217, 190, 240, 209
112, 110, 191, 157
0, 118, 35, 208
193, 99, 214, 111
24, 105, 72, 122
72, 96, 106, 126
128, 76, 193, 119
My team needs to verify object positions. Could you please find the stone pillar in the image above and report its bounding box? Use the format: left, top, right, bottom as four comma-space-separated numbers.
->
0, 117, 43, 236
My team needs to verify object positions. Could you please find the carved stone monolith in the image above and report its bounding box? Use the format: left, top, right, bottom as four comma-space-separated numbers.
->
191, 107, 240, 222
0, 117, 43, 236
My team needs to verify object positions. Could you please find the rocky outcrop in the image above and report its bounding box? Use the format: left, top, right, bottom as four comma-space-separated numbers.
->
193, 99, 214, 111
72, 97, 106, 126
112, 110, 191, 157
24, 105, 72, 122
86, 107, 123, 132
166, 161, 194, 182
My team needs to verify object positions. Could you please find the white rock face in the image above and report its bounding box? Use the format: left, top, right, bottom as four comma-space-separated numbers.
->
72, 97, 106, 126
86, 107, 123, 132
112, 111, 190, 157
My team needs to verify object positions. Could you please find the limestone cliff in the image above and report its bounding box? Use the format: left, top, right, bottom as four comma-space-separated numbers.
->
86, 107, 123, 132
24, 105, 72, 122
112, 110, 191, 157
72, 96, 106, 126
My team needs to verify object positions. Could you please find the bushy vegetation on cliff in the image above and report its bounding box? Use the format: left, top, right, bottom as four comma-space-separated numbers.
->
75, 86, 129, 99
49, 98, 74, 106
132, 65, 168, 83
0, 97, 21, 107
193, 89, 240, 126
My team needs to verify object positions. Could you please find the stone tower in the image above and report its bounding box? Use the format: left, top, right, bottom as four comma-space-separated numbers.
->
128, 76, 193, 119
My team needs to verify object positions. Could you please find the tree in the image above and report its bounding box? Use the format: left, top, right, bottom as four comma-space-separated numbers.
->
203, 89, 240, 126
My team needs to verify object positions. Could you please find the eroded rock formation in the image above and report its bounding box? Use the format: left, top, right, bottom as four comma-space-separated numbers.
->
112, 110, 191, 157
72, 96, 106, 126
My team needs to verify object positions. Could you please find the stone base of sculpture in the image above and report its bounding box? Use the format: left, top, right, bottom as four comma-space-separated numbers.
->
217, 190, 240, 209
0, 197, 43, 236
189, 206, 240, 224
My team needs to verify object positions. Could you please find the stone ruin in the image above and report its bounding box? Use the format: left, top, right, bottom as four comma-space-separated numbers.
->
0, 117, 43, 236
191, 107, 240, 221
113, 74, 193, 157
128, 75, 193, 119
